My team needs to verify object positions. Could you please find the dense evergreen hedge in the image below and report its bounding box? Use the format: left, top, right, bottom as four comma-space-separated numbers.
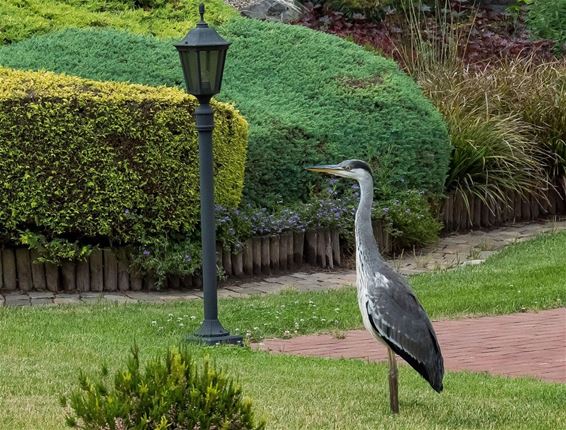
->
0, 67, 247, 245
0, 19, 451, 206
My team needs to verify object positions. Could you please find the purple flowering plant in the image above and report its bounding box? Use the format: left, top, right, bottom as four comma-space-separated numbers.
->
372, 190, 441, 249
130, 236, 201, 287
128, 181, 440, 283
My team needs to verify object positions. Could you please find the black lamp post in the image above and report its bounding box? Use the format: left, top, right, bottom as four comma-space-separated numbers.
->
175, 3, 242, 345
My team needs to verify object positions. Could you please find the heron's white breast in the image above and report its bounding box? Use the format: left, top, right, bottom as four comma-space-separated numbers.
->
356, 282, 388, 346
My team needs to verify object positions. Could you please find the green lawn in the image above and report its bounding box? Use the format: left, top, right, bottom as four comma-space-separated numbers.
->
1, 232, 565, 429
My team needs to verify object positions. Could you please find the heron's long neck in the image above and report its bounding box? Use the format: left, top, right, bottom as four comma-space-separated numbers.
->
355, 176, 382, 270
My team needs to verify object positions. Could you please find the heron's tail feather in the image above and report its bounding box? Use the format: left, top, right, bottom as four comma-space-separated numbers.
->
384, 337, 444, 392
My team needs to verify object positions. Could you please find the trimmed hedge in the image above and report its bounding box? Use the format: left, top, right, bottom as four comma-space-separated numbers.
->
0, 19, 451, 206
527, 0, 566, 48
0, 67, 247, 245
0, 0, 237, 44
221, 19, 450, 204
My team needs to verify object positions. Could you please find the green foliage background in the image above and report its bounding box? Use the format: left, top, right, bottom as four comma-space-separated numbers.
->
527, 0, 566, 48
0, 0, 237, 44
0, 67, 247, 247
0, 20, 451, 206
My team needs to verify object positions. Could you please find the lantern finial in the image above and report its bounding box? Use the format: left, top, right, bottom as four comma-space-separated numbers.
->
199, 3, 205, 22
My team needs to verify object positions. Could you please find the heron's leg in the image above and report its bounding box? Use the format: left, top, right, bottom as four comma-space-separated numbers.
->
387, 347, 399, 414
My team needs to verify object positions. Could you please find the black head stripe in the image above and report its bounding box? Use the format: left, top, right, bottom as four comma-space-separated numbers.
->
348, 160, 373, 176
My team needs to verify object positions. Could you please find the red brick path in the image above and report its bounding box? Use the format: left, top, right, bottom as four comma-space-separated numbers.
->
257, 308, 566, 383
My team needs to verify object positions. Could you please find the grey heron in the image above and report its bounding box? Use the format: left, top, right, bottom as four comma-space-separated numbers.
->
306, 159, 444, 414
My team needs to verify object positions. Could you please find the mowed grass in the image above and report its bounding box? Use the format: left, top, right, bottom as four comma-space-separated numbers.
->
0, 308, 565, 430
0, 232, 565, 428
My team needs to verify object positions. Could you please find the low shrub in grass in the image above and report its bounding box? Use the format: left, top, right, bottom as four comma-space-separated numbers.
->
0, 0, 236, 44
527, 0, 566, 49
61, 345, 265, 430
0, 20, 451, 207
0, 67, 247, 261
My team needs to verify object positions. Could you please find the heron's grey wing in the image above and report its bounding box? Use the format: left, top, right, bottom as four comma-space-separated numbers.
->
365, 264, 444, 392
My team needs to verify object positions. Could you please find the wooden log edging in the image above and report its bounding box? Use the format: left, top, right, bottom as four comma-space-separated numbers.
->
441, 179, 566, 233
4, 179, 563, 292
0, 225, 396, 292
216, 228, 354, 276
0, 227, 357, 292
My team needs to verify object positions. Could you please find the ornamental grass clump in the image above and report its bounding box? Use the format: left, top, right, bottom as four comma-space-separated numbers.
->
393, 3, 558, 212
477, 58, 566, 180
430, 77, 547, 209
418, 59, 565, 210
61, 345, 265, 430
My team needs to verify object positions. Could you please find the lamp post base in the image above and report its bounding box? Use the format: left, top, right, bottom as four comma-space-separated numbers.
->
186, 333, 244, 346
187, 319, 243, 346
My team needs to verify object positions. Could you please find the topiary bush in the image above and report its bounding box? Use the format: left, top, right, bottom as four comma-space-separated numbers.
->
0, 0, 237, 44
527, 0, 566, 49
0, 20, 451, 207
0, 67, 247, 251
61, 345, 265, 430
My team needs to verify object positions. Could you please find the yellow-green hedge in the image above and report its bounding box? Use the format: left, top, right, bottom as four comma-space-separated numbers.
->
0, 67, 248, 245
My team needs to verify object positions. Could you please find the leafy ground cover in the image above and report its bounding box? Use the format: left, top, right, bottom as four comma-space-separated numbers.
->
1, 232, 565, 428
527, 0, 566, 49
0, 0, 236, 44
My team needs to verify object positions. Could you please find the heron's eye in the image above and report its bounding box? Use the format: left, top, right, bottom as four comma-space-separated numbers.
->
344, 166, 351, 171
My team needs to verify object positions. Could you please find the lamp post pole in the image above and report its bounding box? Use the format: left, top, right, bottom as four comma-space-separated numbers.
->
194, 98, 239, 343
176, 4, 242, 345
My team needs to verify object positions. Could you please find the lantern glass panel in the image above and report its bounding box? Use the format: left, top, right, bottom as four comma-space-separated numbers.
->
179, 49, 201, 94
198, 49, 219, 94
215, 50, 227, 93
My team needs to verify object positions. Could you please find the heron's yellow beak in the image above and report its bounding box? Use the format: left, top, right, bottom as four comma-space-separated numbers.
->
305, 164, 344, 175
